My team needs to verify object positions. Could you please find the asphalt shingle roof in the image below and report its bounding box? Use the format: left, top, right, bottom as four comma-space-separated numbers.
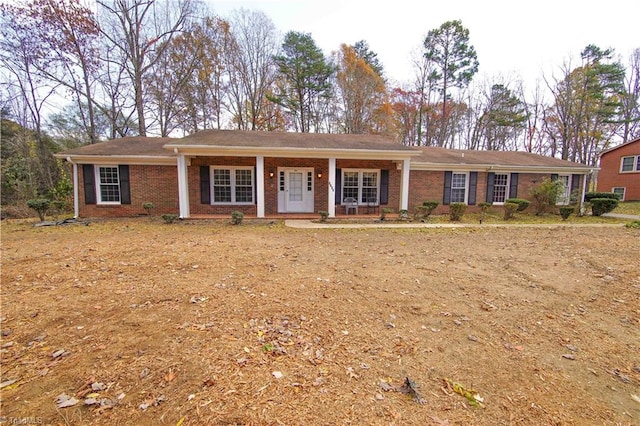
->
165, 129, 415, 152
57, 131, 592, 170
412, 146, 590, 169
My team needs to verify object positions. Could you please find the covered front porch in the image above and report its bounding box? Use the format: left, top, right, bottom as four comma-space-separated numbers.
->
168, 153, 418, 220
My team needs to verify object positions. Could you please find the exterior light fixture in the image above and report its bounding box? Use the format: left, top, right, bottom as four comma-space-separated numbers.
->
317, 172, 322, 179
269, 171, 274, 178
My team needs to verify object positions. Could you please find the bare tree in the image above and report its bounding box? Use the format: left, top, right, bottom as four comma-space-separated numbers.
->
619, 48, 640, 142
224, 8, 279, 130
96, 0, 197, 136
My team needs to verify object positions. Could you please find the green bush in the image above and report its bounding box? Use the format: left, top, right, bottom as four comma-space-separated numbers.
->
380, 207, 394, 221
448, 202, 467, 221
625, 220, 640, 229
478, 202, 492, 212
590, 198, 618, 216
318, 210, 329, 222
414, 201, 439, 220
143, 202, 155, 215
231, 211, 244, 225
584, 192, 619, 202
503, 202, 519, 220
422, 200, 439, 211
530, 178, 564, 215
161, 213, 179, 224
559, 206, 574, 220
26, 198, 51, 221
505, 198, 531, 212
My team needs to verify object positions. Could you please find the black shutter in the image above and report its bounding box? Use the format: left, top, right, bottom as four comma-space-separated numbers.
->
82, 164, 96, 204
200, 166, 210, 204
486, 172, 495, 203
380, 170, 389, 205
571, 174, 580, 193
118, 165, 131, 204
443, 171, 452, 205
335, 168, 342, 204
468, 172, 477, 205
509, 173, 519, 198
254, 166, 257, 205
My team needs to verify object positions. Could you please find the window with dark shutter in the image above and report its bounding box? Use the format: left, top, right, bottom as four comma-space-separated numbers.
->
380, 170, 389, 205
486, 172, 495, 203
83, 164, 96, 204
443, 171, 452, 205
119, 165, 131, 204
468, 172, 477, 205
509, 173, 519, 199
200, 166, 210, 204
335, 169, 342, 204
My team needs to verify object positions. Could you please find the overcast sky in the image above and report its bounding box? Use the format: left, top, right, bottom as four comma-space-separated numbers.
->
209, 0, 639, 88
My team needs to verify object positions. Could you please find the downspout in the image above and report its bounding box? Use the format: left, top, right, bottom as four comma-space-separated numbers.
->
66, 157, 79, 219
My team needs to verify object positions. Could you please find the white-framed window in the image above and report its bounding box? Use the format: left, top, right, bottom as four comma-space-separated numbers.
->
556, 174, 571, 205
492, 173, 509, 204
342, 169, 380, 204
612, 187, 626, 201
211, 166, 254, 204
450, 172, 468, 203
96, 166, 121, 204
620, 155, 640, 172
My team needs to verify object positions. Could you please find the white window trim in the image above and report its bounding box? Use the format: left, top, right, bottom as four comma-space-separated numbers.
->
492, 173, 510, 205
612, 187, 626, 201
450, 172, 469, 204
342, 169, 380, 205
210, 166, 254, 205
95, 165, 121, 205
620, 155, 640, 173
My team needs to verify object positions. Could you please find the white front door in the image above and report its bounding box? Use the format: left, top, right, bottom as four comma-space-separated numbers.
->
278, 168, 314, 213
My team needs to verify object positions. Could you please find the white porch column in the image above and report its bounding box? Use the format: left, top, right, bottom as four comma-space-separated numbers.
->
328, 158, 336, 217
256, 156, 265, 218
177, 155, 190, 218
68, 159, 79, 218
400, 158, 411, 211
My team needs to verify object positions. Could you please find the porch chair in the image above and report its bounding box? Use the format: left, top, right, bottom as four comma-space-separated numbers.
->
343, 197, 358, 215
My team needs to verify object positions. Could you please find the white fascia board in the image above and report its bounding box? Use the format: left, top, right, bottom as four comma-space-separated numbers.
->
165, 144, 420, 160
410, 162, 596, 174
55, 154, 177, 166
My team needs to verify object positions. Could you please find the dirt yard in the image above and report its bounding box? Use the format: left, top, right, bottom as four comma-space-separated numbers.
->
1, 218, 639, 425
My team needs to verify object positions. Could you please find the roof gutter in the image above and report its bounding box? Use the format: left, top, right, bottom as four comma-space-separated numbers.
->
165, 144, 420, 160
54, 153, 177, 166
411, 162, 597, 174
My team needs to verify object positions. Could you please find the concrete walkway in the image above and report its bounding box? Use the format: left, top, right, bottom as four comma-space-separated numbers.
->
602, 212, 640, 220
284, 220, 629, 229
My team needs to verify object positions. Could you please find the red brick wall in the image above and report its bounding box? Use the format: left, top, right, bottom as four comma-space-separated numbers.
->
597, 140, 640, 201
78, 164, 179, 218
76, 159, 585, 218
190, 157, 398, 215
407, 170, 573, 215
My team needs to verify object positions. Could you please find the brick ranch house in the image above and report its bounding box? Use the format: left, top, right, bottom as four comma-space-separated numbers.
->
56, 129, 595, 219
596, 137, 640, 201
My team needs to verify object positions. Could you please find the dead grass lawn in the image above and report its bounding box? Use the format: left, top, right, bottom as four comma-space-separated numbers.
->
1, 218, 639, 425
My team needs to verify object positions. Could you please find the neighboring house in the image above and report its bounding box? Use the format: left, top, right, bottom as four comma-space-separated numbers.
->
56, 129, 595, 219
596, 138, 640, 201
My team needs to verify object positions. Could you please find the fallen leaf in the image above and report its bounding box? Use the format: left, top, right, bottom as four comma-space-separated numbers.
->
0, 379, 18, 389
56, 393, 79, 408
